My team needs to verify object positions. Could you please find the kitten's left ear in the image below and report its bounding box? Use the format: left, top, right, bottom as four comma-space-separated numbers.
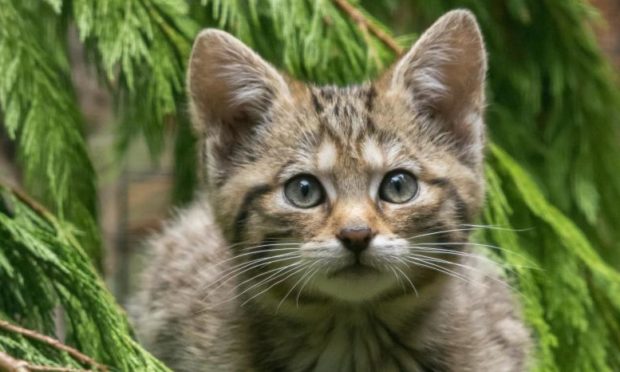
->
187, 29, 290, 181
388, 10, 487, 167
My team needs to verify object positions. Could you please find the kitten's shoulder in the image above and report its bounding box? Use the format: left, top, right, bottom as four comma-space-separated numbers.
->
433, 256, 533, 371
131, 201, 253, 371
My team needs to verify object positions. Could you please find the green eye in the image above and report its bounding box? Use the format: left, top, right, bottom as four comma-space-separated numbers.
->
284, 174, 325, 208
379, 170, 418, 204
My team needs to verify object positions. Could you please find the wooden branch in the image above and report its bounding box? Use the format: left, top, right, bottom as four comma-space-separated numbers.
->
332, 0, 404, 55
0, 351, 29, 372
0, 321, 106, 372
25, 366, 89, 372
0, 350, 90, 372
0, 179, 52, 221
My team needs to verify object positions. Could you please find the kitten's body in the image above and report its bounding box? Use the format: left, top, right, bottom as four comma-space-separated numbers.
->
133, 10, 531, 371
135, 202, 529, 372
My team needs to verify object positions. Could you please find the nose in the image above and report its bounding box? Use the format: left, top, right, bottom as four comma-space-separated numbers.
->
337, 226, 374, 255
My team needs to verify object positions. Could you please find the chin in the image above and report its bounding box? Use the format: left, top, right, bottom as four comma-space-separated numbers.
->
312, 269, 397, 302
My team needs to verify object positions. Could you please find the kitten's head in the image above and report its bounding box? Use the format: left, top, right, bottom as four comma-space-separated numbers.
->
188, 10, 487, 304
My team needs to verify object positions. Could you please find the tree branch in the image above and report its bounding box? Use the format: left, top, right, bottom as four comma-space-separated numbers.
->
0, 350, 90, 372
0, 179, 52, 221
331, 0, 404, 55
0, 321, 106, 372
0, 351, 29, 372
24, 366, 89, 372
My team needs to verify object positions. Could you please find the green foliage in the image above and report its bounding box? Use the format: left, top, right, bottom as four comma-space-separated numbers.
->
197, 0, 398, 84
483, 145, 620, 371
0, 0, 101, 265
0, 185, 169, 370
69, 0, 199, 158
0, 0, 619, 370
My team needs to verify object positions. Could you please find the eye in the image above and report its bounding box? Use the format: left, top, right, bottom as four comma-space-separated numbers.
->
379, 170, 418, 204
284, 174, 325, 208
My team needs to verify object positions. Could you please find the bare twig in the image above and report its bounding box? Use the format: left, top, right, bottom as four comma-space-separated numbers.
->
331, 0, 404, 55
25, 366, 90, 372
0, 179, 52, 221
0, 321, 106, 372
0, 350, 91, 372
0, 351, 29, 372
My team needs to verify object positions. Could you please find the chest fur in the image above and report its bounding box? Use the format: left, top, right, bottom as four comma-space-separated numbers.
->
252, 312, 427, 372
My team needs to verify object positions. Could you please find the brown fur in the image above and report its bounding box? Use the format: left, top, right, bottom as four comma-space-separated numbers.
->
133, 10, 532, 371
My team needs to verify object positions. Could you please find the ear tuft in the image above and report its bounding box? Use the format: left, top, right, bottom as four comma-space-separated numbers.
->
389, 10, 487, 167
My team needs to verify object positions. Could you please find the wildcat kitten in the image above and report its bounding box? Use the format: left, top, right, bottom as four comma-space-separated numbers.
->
133, 10, 531, 372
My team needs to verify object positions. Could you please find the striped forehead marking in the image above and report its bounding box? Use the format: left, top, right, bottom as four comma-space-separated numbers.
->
310, 84, 377, 144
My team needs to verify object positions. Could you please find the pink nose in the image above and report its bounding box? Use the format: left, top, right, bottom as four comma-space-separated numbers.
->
337, 227, 374, 254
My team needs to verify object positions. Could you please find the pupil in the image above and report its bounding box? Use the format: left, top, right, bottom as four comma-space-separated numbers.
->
300, 180, 310, 197
392, 176, 403, 193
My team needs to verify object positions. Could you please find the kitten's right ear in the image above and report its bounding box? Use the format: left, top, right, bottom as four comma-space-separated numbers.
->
386, 10, 487, 168
187, 29, 289, 170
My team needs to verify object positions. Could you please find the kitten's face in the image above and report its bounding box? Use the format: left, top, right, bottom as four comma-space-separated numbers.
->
188, 11, 487, 303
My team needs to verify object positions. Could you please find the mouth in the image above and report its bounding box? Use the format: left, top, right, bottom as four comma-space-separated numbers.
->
329, 262, 378, 278
313, 260, 395, 302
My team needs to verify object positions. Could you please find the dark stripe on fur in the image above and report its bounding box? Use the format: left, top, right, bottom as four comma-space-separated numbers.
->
446, 184, 469, 224
311, 89, 341, 143
233, 184, 271, 243
429, 177, 469, 223
365, 85, 377, 133
310, 89, 323, 114
373, 317, 419, 371
366, 84, 376, 108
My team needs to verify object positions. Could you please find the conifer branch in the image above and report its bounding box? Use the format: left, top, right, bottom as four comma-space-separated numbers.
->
0, 321, 106, 372
331, 0, 404, 55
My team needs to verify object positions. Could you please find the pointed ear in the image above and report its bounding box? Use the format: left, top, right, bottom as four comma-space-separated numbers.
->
187, 29, 290, 174
388, 10, 487, 167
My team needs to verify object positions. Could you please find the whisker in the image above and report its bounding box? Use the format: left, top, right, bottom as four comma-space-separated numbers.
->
213, 246, 300, 268
202, 253, 300, 293
296, 264, 323, 307
241, 265, 310, 307
222, 239, 262, 250
276, 261, 322, 313
239, 242, 302, 252
399, 256, 471, 284
407, 246, 505, 264
207, 262, 305, 309
459, 223, 533, 232
404, 227, 482, 241
407, 243, 537, 268
386, 264, 405, 292
410, 241, 511, 252
211, 252, 299, 284
409, 247, 538, 271
220, 236, 295, 251
391, 260, 418, 297
405, 253, 513, 290
236, 262, 304, 299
